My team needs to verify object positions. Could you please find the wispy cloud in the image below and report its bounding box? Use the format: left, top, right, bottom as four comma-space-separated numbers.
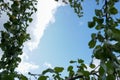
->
43, 62, 53, 69
16, 62, 39, 74
25, 0, 63, 51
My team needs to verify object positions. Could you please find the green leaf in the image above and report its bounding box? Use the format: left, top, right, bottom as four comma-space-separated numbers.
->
67, 66, 73, 71
28, 18, 33, 22
88, 21, 95, 28
78, 59, 84, 63
94, 52, 103, 59
0, 72, 14, 80
95, 9, 102, 17
91, 33, 96, 39
116, 18, 120, 23
110, 7, 118, 15
106, 74, 115, 80
81, 63, 87, 69
96, 18, 104, 24
82, 71, 90, 77
69, 60, 77, 63
95, 24, 104, 30
112, 43, 120, 53
54, 67, 64, 73
93, 45, 104, 59
38, 76, 48, 80
99, 66, 104, 76
20, 75, 28, 80
88, 39, 96, 48
106, 61, 114, 74
42, 68, 54, 75
111, 29, 120, 41
4, 22, 11, 31
97, 33, 104, 42
90, 63, 96, 68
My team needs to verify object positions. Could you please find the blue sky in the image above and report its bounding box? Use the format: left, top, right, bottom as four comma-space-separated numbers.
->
17, 0, 100, 74
16, 0, 99, 75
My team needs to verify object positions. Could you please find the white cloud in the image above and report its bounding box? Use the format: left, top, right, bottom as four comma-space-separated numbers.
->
19, 52, 29, 61
86, 58, 100, 72
43, 62, 53, 69
25, 0, 64, 51
16, 62, 39, 74
93, 58, 100, 66
17, 0, 64, 73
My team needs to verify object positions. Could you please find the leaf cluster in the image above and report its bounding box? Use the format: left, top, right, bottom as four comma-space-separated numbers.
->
0, 0, 37, 79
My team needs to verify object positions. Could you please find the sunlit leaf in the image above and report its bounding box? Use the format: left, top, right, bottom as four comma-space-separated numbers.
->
67, 66, 73, 71
54, 67, 64, 73
38, 76, 48, 80
90, 63, 96, 69
78, 59, 84, 63
88, 39, 96, 48
42, 68, 54, 75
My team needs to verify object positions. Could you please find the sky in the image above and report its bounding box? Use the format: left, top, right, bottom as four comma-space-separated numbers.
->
16, 0, 98, 75
0, 0, 120, 79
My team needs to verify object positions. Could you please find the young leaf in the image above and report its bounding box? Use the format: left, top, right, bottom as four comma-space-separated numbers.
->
69, 60, 77, 63
88, 39, 96, 48
42, 68, 54, 75
90, 63, 96, 68
38, 76, 48, 80
78, 59, 84, 63
67, 66, 73, 71
54, 67, 64, 73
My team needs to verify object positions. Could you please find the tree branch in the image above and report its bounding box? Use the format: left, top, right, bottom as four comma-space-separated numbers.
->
67, 75, 84, 80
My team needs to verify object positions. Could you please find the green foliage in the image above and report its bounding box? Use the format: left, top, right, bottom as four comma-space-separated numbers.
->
69, 0, 83, 17
54, 67, 64, 73
88, 21, 96, 28
87, 0, 120, 79
38, 76, 48, 80
90, 63, 96, 69
0, 0, 37, 79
